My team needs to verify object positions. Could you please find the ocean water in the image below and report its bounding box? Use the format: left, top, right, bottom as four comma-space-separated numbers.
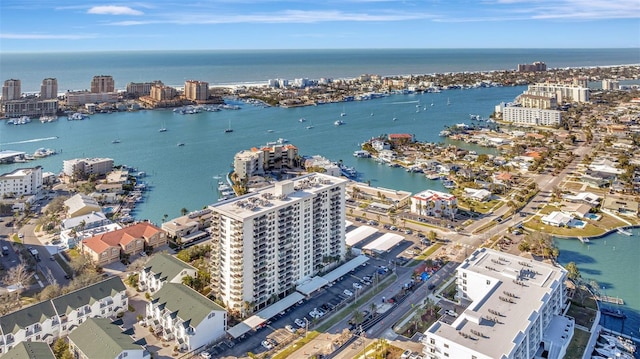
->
556, 230, 640, 343
2, 48, 639, 93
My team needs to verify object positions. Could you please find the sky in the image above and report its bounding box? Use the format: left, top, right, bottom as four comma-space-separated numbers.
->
1, 0, 639, 52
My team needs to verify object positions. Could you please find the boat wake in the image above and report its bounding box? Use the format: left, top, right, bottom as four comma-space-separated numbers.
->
387, 100, 420, 105
4, 136, 58, 145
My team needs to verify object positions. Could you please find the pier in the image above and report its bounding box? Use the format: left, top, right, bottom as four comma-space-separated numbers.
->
596, 295, 625, 305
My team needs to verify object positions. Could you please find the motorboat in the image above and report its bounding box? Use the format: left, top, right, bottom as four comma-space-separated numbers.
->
177, 143, 185, 147
334, 120, 345, 126
601, 308, 626, 319
617, 228, 632, 236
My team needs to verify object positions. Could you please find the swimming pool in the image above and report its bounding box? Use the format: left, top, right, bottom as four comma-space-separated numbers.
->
584, 213, 601, 220
570, 219, 586, 228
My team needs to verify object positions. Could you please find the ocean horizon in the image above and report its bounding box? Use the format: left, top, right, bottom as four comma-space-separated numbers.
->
2, 48, 639, 93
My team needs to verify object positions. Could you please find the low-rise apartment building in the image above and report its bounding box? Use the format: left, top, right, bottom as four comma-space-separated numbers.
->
422, 248, 572, 359
63, 157, 114, 179
0, 277, 127, 355
139, 253, 197, 293
68, 318, 149, 359
79, 222, 166, 265
0, 166, 43, 198
410, 189, 458, 219
146, 284, 227, 352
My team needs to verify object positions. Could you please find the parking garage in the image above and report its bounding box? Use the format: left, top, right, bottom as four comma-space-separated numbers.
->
227, 292, 305, 339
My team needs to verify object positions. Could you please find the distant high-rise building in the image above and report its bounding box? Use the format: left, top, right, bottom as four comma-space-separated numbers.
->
2, 79, 21, 101
90, 75, 115, 93
184, 80, 209, 101
518, 61, 547, 72
126, 81, 163, 97
149, 83, 177, 101
602, 79, 620, 91
40, 78, 58, 99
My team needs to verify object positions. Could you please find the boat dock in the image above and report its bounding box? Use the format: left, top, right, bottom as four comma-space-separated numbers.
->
578, 236, 589, 243
596, 295, 625, 305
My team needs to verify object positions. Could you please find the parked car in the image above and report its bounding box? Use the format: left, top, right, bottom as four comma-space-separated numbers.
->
343, 289, 353, 297
200, 352, 212, 359
445, 309, 458, 317
261, 340, 273, 350
353, 282, 362, 290
285, 324, 296, 333
295, 318, 306, 328
401, 349, 412, 358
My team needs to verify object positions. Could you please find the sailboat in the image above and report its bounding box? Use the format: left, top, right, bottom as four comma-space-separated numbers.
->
340, 105, 346, 117
447, 98, 451, 106
225, 119, 233, 133
159, 120, 167, 132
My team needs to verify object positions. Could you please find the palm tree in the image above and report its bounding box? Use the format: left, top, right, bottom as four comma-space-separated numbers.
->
180, 207, 188, 216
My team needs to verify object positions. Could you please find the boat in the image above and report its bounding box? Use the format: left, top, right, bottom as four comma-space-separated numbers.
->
600, 333, 637, 353
158, 128, 167, 132
601, 308, 627, 319
447, 98, 451, 106
306, 125, 314, 129
225, 120, 233, 133
68, 112, 88, 120
617, 228, 632, 236
177, 143, 185, 147
392, 117, 397, 121
39, 115, 58, 123
594, 346, 634, 359
298, 117, 306, 122
340, 105, 346, 117
442, 180, 456, 189
267, 129, 274, 133
11, 116, 31, 125
112, 139, 121, 144
353, 150, 371, 158
334, 120, 345, 126
33, 148, 56, 158
370, 113, 374, 116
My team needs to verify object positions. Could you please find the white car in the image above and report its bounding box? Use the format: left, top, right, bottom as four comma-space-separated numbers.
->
285, 324, 296, 333
295, 318, 306, 328
445, 309, 458, 317
261, 340, 273, 350
200, 352, 211, 359
353, 282, 363, 290
343, 289, 353, 297
401, 349, 412, 358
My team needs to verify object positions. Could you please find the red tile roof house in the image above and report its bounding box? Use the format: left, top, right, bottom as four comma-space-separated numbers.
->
79, 222, 167, 266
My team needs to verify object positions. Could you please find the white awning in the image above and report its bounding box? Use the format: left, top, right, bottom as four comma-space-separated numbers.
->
345, 225, 378, 247
296, 276, 329, 296
322, 255, 370, 284
226, 292, 305, 339
362, 233, 404, 253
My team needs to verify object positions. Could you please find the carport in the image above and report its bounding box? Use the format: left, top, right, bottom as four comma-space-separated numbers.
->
226, 292, 305, 339
345, 225, 378, 247
362, 233, 404, 254
322, 255, 369, 283
296, 276, 329, 296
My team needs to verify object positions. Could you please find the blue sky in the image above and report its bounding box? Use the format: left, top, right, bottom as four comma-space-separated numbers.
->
1, 0, 639, 52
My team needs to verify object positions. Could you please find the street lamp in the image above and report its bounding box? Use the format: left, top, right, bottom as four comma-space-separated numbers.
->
304, 317, 309, 338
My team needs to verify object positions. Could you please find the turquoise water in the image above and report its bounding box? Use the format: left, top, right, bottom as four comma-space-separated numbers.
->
556, 229, 640, 339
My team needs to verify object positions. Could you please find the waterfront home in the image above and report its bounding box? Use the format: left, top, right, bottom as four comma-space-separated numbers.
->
410, 189, 458, 219
541, 211, 573, 227
602, 197, 639, 216
378, 149, 397, 163
162, 209, 213, 243
561, 192, 601, 207
388, 133, 415, 145
60, 211, 110, 231
79, 222, 166, 265
146, 283, 227, 352
60, 222, 122, 250
2, 341, 55, 359
138, 253, 197, 294
68, 318, 150, 359
560, 202, 592, 219
371, 139, 390, 152
0, 277, 127, 354
64, 194, 102, 218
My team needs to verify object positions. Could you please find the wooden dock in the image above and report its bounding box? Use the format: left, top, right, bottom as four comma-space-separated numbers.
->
596, 295, 625, 305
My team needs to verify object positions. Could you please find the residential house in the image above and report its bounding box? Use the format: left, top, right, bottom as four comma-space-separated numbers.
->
562, 192, 601, 208
146, 284, 227, 352
60, 211, 111, 231
0, 277, 127, 355
2, 342, 55, 359
63, 194, 102, 218
541, 211, 573, 227
371, 139, 390, 152
79, 222, 167, 266
139, 253, 197, 294
602, 197, 639, 216
68, 318, 149, 359
463, 188, 492, 202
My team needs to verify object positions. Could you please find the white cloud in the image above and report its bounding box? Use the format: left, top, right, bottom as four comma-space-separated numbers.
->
0, 33, 97, 40
88, 5, 143, 15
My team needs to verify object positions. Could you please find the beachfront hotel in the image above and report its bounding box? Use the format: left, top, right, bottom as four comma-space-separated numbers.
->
1, 79, 21, 101
502, 106, 562, 127
40, 78, 58, 100
207, 173, 347, 313
184, 80, 209, 101
423, 248, 573, 359
90, 75, 115, 93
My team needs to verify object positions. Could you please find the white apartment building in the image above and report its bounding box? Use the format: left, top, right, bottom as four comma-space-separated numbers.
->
503, 106, 562, 127
524, 83, 589, 103
208, 173, 347, 313
139, 253, 198, 293
63, 157, 114, 178
410, 189, 458, 219
423, 248, 573, 359
65, 91, 118, 106
0, 166, 43, 198
146, 283, 227, 352
2, 79, 21, 101
40, 78, 58, 99
0, 277, 127, 355
233, 143, 298, 180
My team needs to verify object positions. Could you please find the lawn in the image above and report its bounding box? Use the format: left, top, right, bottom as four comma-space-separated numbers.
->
564, 328, 591, 359
524, 217, 606, 237
566, 303, 598, 328
408, 243, 443, 266
271, 331, 320, 359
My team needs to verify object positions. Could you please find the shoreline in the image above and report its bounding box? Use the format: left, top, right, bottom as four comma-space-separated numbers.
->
554, 224, 640, 241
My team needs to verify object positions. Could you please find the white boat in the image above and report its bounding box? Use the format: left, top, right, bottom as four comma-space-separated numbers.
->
12, 116, 31, 125
306, 125, 314, 129
39, 115, 58, 123
225, 120, 233, 133
68, 112, 88, 120
298, 117, 306, 122
447, 98, 451, 106
595, 346, 633, 359
112, 139, 121, 144
617, 228, 632, 236
158, 128, 167, 132
334, 120, 345, 126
